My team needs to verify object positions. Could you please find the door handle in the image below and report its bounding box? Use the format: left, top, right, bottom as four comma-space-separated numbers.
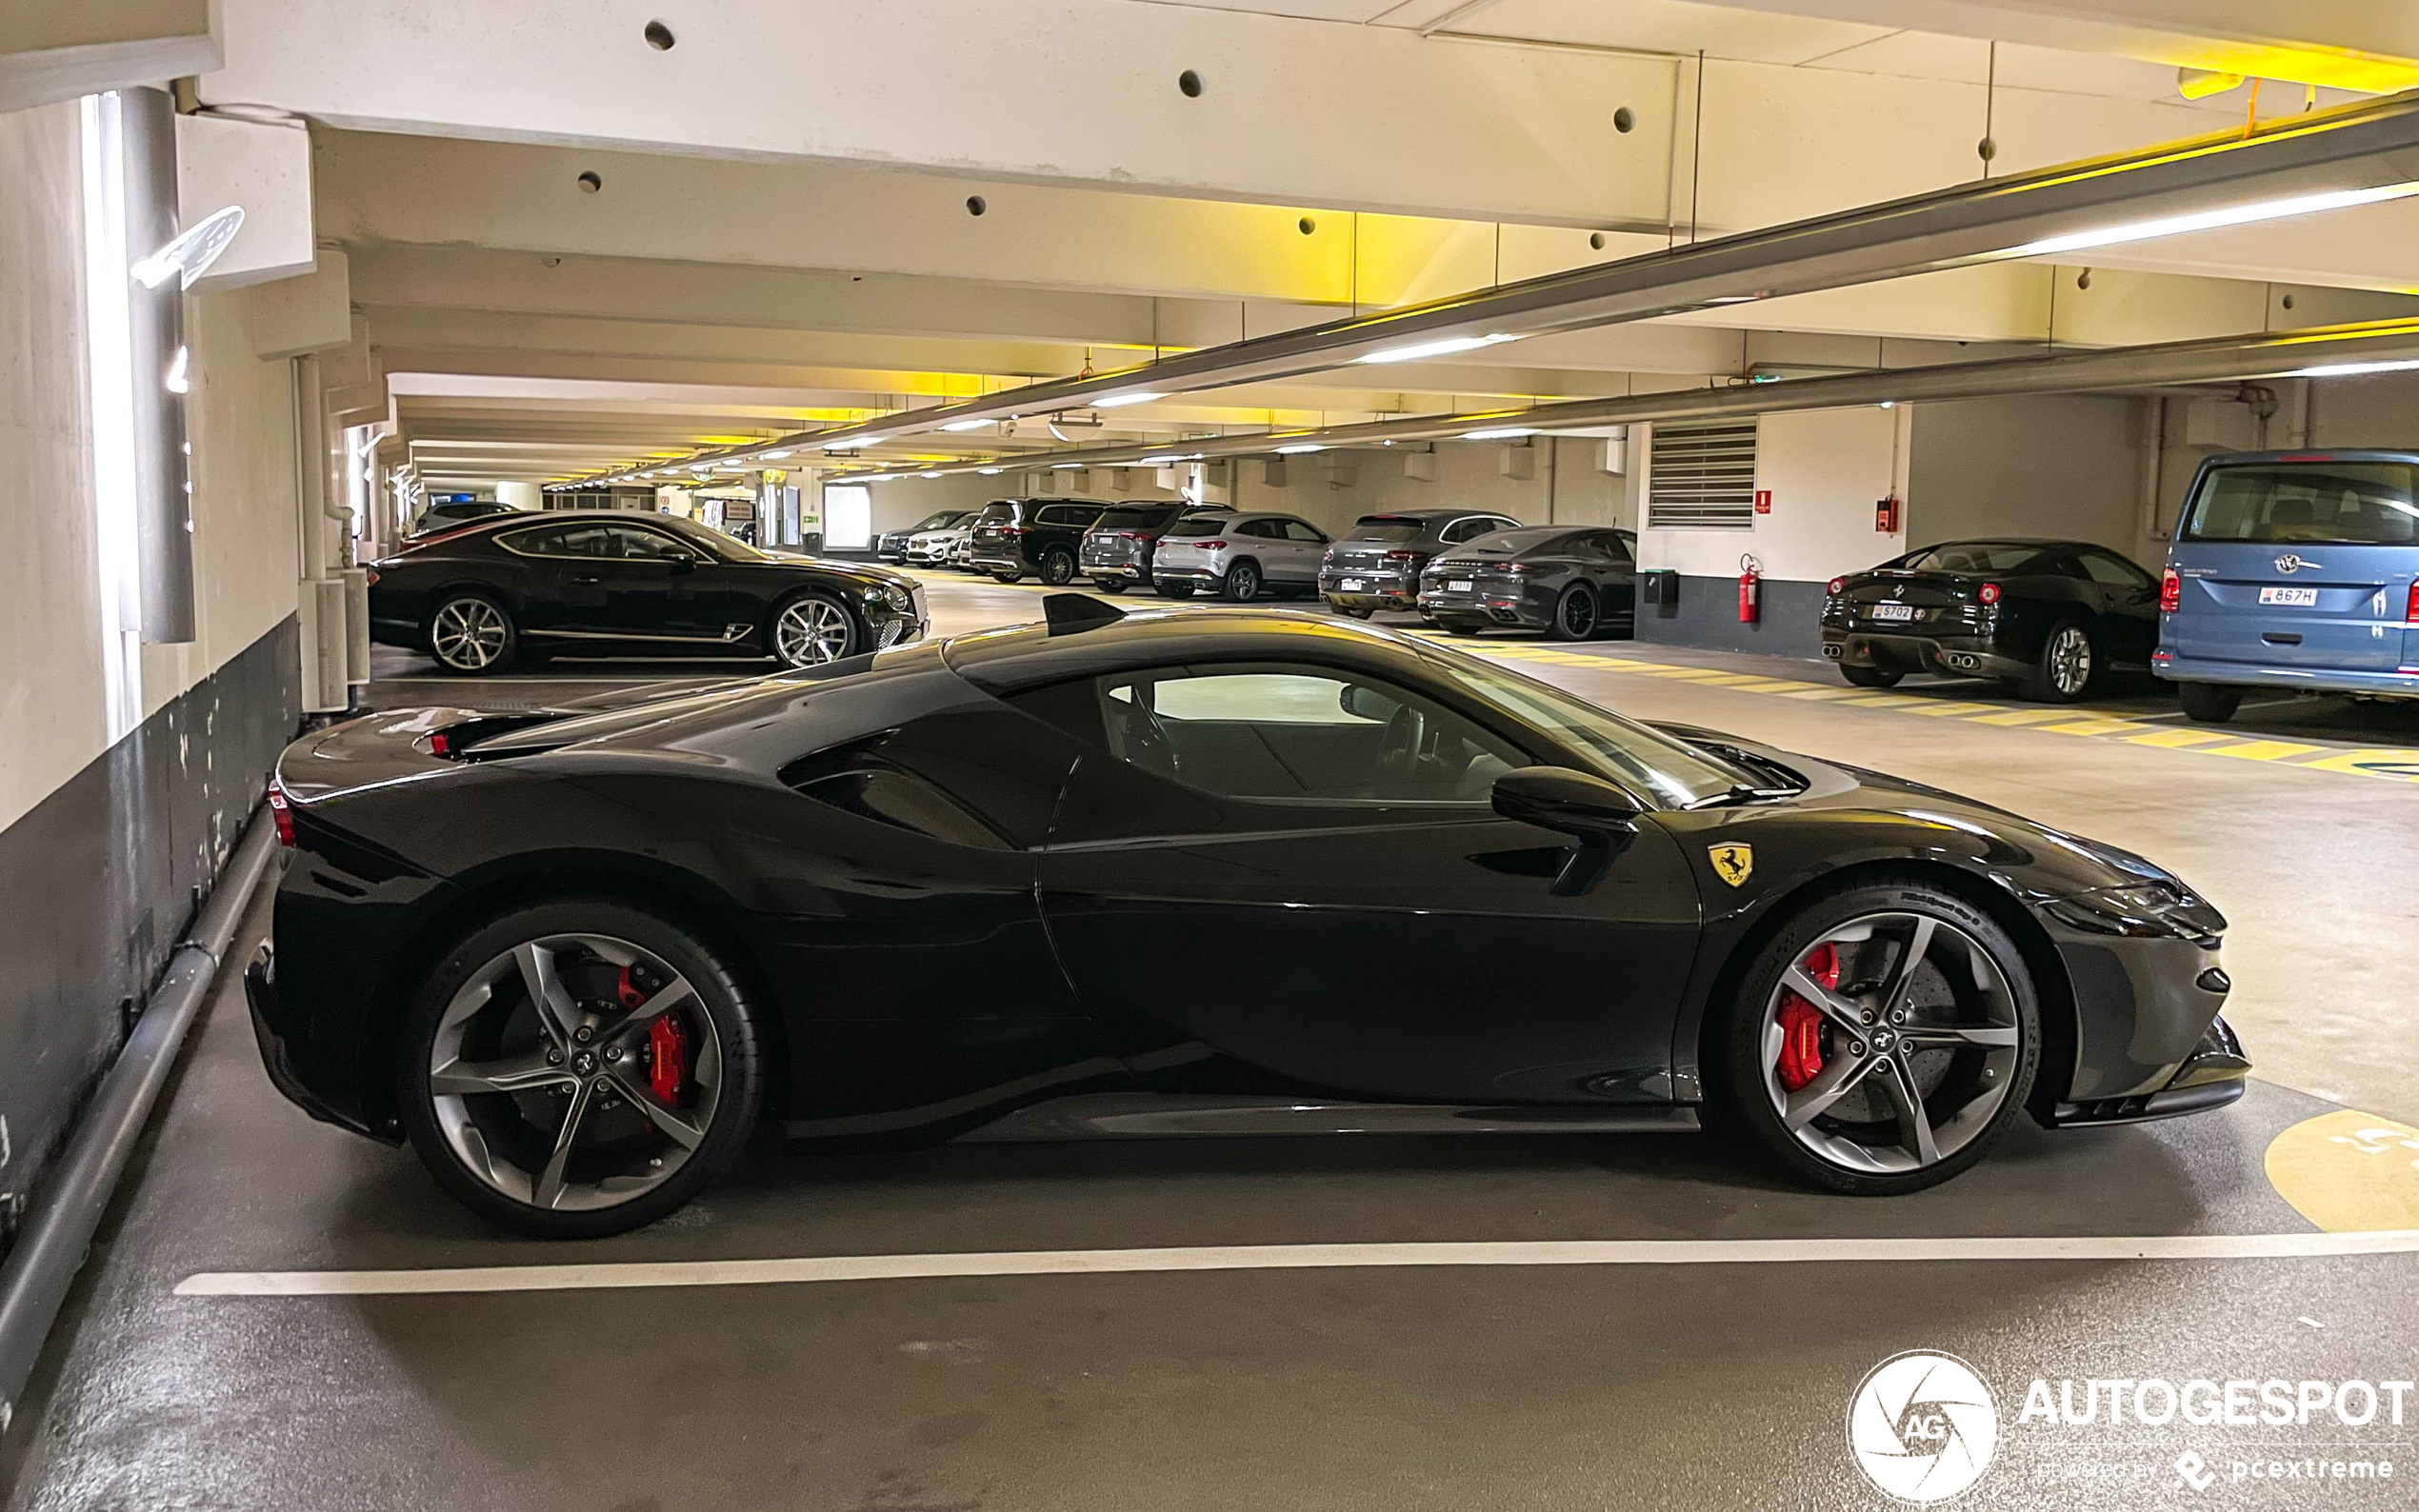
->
570, 575, 602, 585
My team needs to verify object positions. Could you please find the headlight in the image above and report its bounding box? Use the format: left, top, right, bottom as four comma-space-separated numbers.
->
2040, 882, 2219, 940
871, 582, 912, 609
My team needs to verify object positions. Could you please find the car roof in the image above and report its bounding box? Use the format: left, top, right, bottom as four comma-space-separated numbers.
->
941, 606, 1435, 692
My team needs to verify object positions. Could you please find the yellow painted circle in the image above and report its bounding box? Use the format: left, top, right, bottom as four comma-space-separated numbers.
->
2265, 1108, 2419, 1232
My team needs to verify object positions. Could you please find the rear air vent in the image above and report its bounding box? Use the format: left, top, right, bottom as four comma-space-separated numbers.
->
1648, 420, 1758, 529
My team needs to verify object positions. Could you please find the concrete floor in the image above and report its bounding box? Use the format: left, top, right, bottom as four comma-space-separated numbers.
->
9, 570, 2417, 1511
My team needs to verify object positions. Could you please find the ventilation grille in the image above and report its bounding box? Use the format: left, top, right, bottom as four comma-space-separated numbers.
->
1648, 421, 1758, 529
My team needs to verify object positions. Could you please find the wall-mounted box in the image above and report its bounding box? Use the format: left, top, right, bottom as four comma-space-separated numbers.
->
177, 111, 314, 290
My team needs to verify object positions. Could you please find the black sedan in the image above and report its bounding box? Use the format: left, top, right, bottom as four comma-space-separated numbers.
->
367, 510, 926, 674
1822, 538, 2161, 701
1420, 526, 1638, 640
250, 596, 2246, 1237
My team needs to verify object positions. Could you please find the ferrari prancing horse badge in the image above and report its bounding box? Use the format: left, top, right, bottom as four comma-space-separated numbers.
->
1709, 844, 1753, 887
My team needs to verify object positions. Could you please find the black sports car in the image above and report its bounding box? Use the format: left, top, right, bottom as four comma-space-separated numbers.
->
367, 510, 926, 674
1419, 526, 1638, 640
1822, 538, 2162, 701
249, 597, 2247, 1237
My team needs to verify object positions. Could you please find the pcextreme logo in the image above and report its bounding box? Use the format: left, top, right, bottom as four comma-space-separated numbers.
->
1848, 1351, 2000, 1503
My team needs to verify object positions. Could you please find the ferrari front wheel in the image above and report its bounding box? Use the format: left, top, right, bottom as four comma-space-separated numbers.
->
1719, 880, 2038, 1195
398, 901, 765, 1238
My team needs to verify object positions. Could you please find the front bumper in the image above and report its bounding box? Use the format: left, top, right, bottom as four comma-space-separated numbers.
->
2034, 883, 2245, 1121
1823, 627, 2029, 679
2048, 1016, 2251, 1126
2152, 650, 2419, 699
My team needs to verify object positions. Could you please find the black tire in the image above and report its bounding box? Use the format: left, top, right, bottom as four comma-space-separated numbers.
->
990, 568, 1023, 585
768, 589, 861, 668
1039, 547, 1077, 587
1094, 579, 1128, 595
1334, 603, 1375, 620
1444, 622, 1482, 637
1716, 877, 2040, 1197
2024, 619, 2096, 703
1223, 560, 1262, 602
1548, 584, 1599, 642
396, 899, 766, 1239
1155, 580, 1195, 600
2177, 681, 2242, 724
427, 591, 519, 675
1839, 664, 1901, 688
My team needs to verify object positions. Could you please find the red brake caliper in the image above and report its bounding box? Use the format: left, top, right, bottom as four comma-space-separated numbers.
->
1774, 942, 1840, 1092
617, 966, 689, 1105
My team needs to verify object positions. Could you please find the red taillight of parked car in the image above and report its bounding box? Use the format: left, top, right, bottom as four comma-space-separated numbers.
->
1383, 550, 1421, 566
2160, 567, 2182, 613
429, 729, 453, 757
1199, 541, 1227, 549
1827, 577, 1844, 596
1978, 582, 2001, 605
2407, 579, 2419, 623
267, 781, 295, 847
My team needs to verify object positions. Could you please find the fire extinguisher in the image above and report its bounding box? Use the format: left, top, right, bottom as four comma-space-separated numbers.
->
1738, 553, 1763, 624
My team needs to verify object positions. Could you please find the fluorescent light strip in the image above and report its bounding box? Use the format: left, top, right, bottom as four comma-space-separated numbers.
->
2288, 358, 2419, 377
1462, 427, 1537, 441
2008, 180, 2419, 258
939, 419, 993, 432
1274, 444, 1326, 454
1356, 332, 1525, 366
1093, 391, 1163, 408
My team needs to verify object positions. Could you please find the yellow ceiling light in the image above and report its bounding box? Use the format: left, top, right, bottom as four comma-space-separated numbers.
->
2172, 47, 2419, 97
2177, 68, 2246, 100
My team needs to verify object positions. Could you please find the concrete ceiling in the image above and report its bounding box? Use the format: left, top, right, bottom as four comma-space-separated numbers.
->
181, 0, 2419, 490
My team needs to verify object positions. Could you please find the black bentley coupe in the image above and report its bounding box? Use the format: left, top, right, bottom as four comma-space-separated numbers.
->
1822, 538, 2162, 701
250, 598, 2247, 1237
367, 510, 927, 674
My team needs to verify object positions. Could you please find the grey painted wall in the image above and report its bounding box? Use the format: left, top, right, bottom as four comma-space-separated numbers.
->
1636, 575, 1828, 661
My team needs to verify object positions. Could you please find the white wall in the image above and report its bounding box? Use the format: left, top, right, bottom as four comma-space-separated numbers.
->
1907, 394, 2150, 563
1634, 407, 1908, 585
0, 98, 300, 835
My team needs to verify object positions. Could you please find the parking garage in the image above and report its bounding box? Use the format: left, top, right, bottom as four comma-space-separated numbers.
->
6, 4, 2419, 1508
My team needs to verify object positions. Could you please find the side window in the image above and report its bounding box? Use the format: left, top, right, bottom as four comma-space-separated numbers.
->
1440, 518, 1479, 544
2078, 550, 2150, 587
609, 527, 690, 559
1039, 505, 1094, 527
500, 525, 577, 557
1235, 518, 1276, 538
1027, 663, 1528, 805
1281, 520, 1327, 543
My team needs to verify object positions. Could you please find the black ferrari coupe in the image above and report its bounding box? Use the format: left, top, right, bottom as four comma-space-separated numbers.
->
250, 597, 2248, 1237
367, 510, 927, 674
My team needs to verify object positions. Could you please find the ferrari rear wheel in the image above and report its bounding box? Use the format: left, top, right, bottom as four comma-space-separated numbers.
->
1720, 881, 2038, 1195
1839, 664, 1900, 688
398, 901, 764, 1238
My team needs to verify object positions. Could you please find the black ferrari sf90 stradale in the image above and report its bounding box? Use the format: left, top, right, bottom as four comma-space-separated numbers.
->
249, 598, 2249, 1237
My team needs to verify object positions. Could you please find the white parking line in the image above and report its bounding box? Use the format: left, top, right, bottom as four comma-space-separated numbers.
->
177, 1230, 2419, 1297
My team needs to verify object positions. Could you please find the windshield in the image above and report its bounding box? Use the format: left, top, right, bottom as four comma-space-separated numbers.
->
1349, 516, 1439, 543
1163, 514, 1232, 538
971, 501, 1021, 526
1899, 543, 2051, 574
912, 510, 967, 531
1449, 527, 1563, 555
2180, 462, 2419, 546
1416, 646, 1752, 808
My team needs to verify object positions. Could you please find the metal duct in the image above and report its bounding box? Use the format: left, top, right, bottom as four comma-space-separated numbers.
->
872, 314, 2419, 478
118, 88, 196, 644
581, 88, 2419, 484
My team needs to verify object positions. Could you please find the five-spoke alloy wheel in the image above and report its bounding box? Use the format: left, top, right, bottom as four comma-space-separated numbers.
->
1722, 880, 2038, 1194
400, 903, 762, 1237
771, 592, 857, 668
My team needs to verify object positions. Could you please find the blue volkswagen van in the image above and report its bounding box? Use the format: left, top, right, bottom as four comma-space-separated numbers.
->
2155, 449, 2419, 722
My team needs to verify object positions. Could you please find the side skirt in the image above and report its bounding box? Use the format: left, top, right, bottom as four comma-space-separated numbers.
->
954, 1093, 1700, 1143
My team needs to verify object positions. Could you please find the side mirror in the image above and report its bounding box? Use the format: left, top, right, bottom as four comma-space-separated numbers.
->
1492, 767, 1641, 896
1337, 684, 1402, 721
667, 551, 699, 572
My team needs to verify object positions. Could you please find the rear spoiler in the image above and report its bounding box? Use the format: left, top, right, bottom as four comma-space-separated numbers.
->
1043, 593, 1127, 636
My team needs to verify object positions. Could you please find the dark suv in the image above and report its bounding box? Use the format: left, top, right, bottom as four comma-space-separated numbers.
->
968, 499, 1109, 585
1319, 508, 1522, 617
1079, 500, 1206, 593
408, 500, 527, 539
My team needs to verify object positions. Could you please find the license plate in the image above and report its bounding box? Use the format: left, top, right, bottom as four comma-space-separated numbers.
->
2259, 586, 2319, 607
1339, 578, 1366, 592
1448, 580, 1474, 593
1869, 602, 1916, 622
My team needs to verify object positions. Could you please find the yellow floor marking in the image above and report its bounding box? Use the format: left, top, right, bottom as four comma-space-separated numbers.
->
1727, 678, 1823, 692
2266, 1110, 2419, 1233
2123, 727, 2238, 749
2206, 738, 2324, 762
1969, 708, 2072, 726
1839, 693, 1923, 706
1907, 701, 2000, 718
2296, 748, 2419, 782
2038, 717, 2157, 737
1779, 686, 1865, 700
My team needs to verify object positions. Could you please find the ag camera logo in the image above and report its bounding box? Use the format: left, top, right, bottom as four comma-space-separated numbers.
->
1848, 1351, 2000, 1502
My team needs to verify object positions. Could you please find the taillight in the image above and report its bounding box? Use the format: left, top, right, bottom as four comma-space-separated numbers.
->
2160, 567, 2182, 613
1201, 540, 1227, 549
429, 729, 453, 757
1384, 550, 1421, 564
1978, 583, 2001, 605
2407, 579, 2419, 624
266, 781, 295, 847
363, 567, 379, 587
1827, 577, 1844, 596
